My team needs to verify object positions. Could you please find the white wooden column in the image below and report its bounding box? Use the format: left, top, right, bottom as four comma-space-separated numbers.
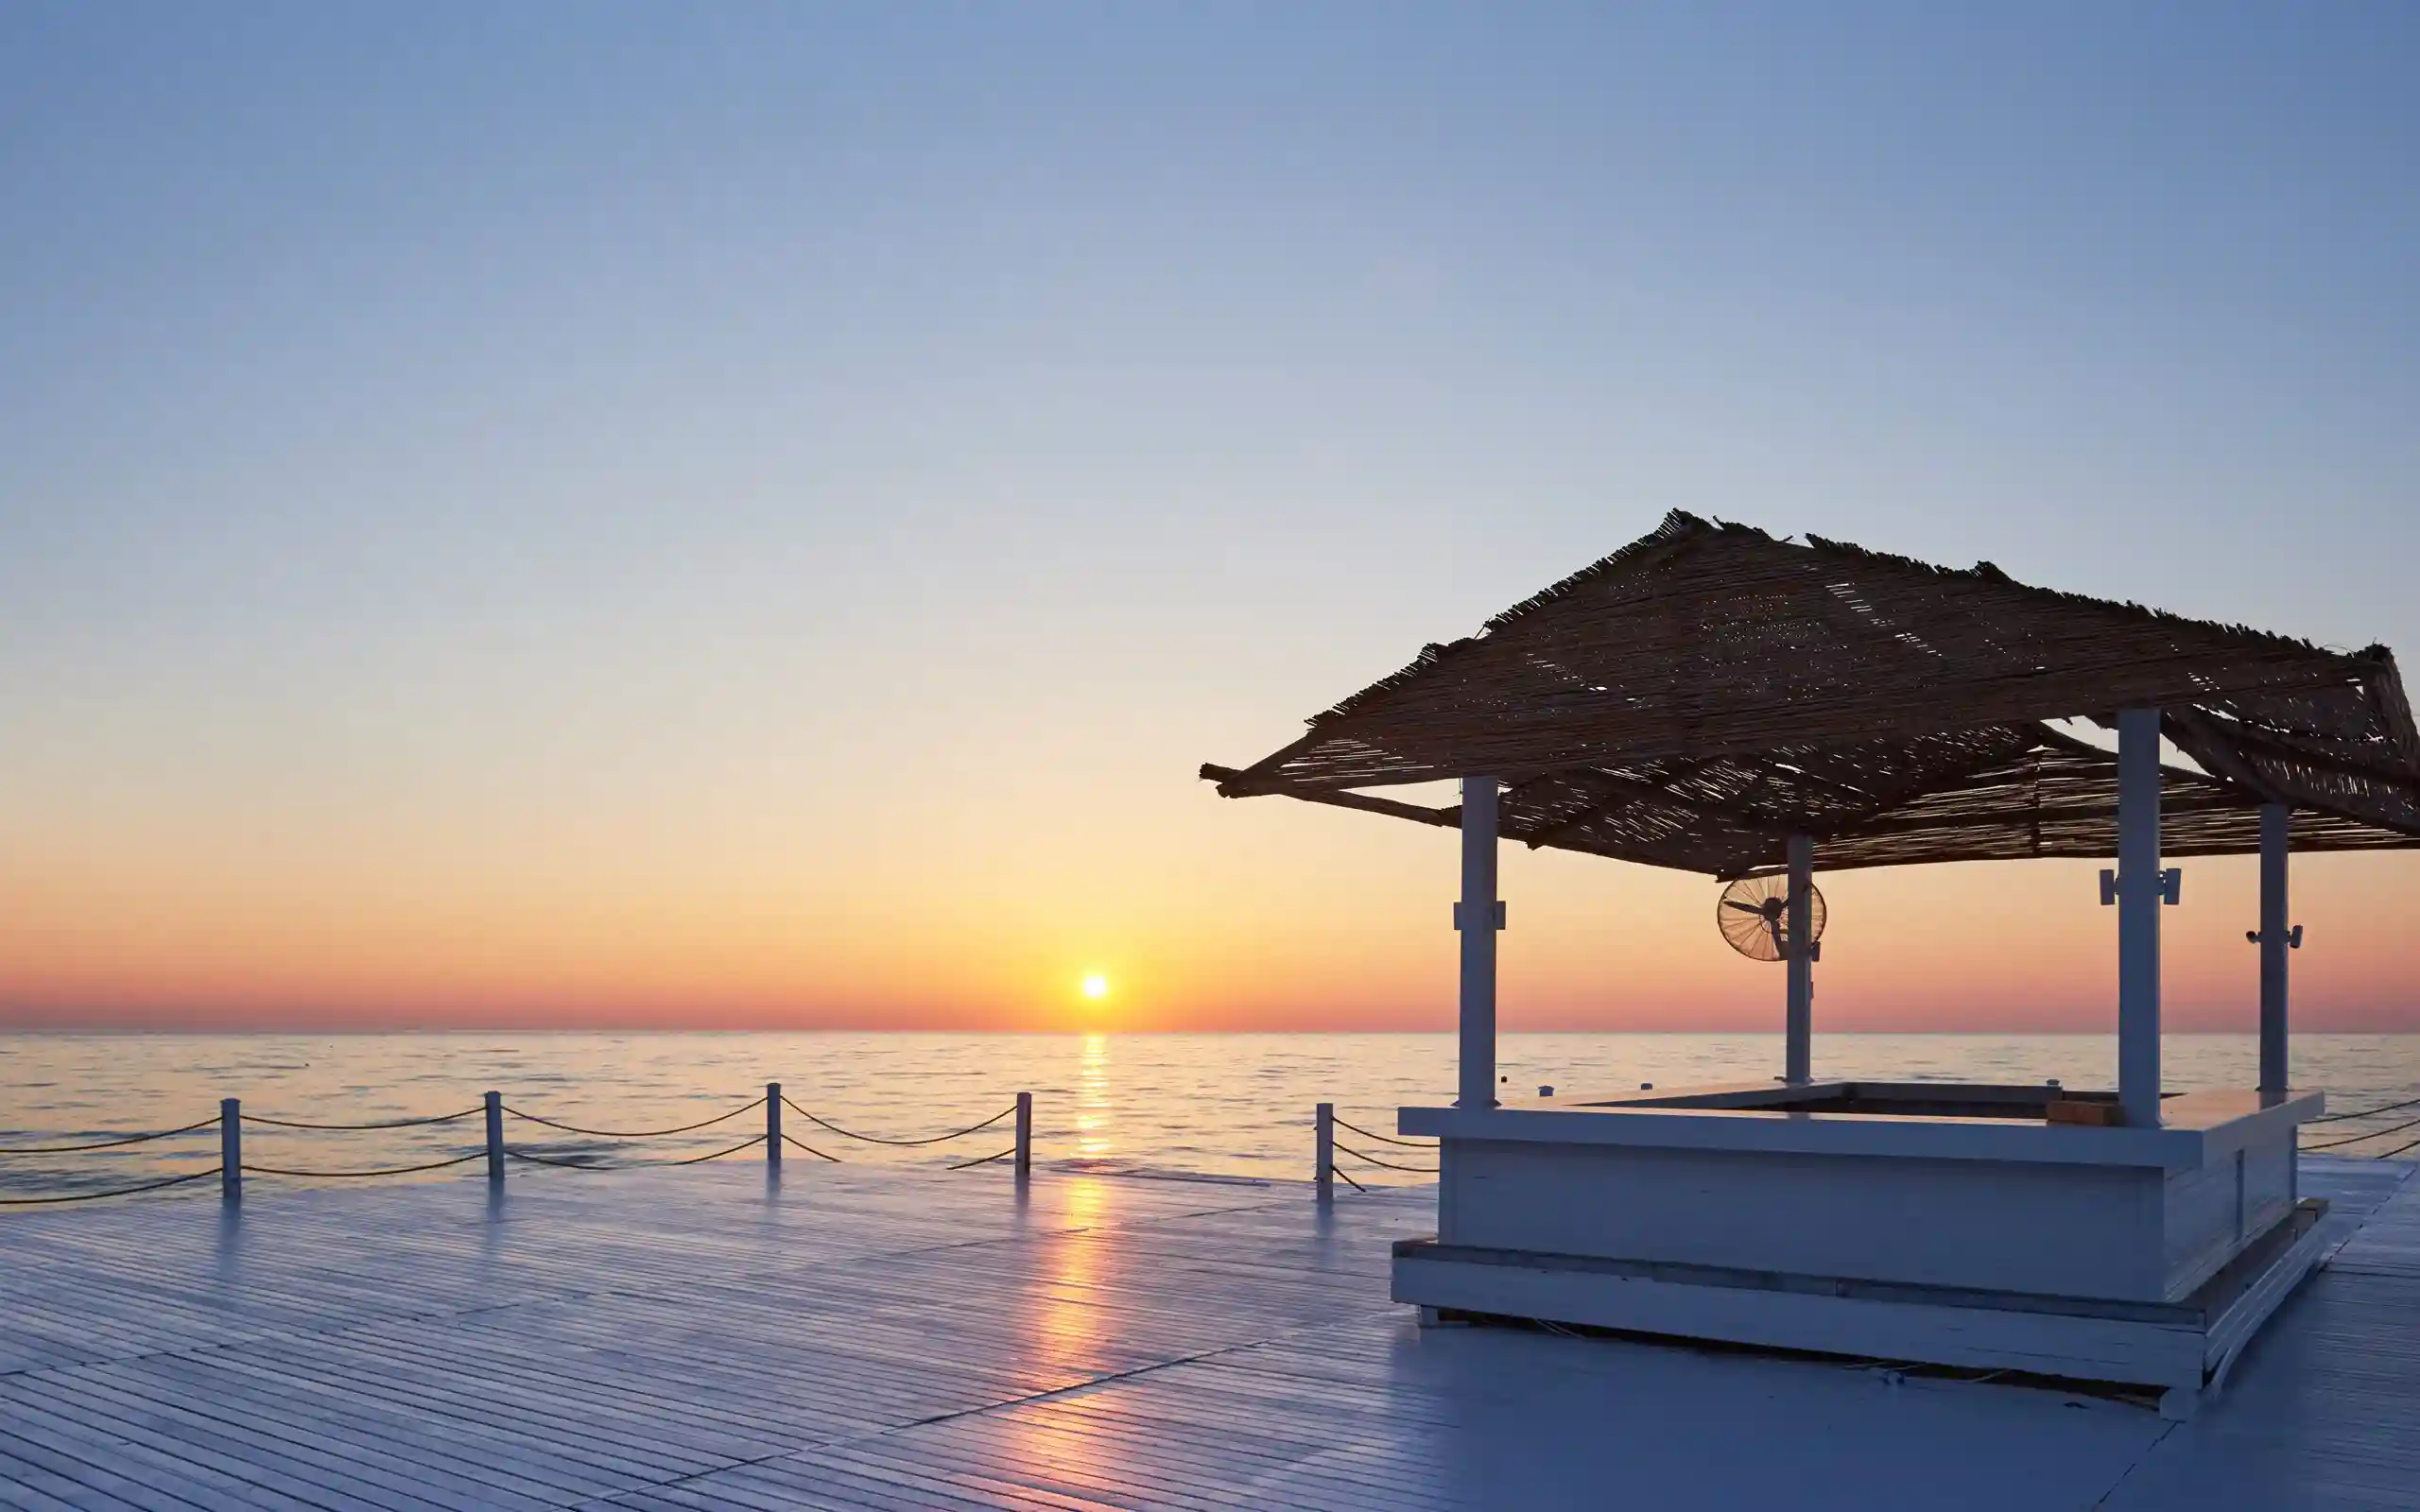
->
2258, 802, 2291, 1095
2118, 707, 2164, 1127
1785, 833, 1814, 1085
1456, 776, 1501, 1110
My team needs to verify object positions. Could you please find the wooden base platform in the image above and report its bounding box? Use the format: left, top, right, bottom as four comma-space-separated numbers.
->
3, 1157, 2417, 1509
1394, 1197, 2331, 1419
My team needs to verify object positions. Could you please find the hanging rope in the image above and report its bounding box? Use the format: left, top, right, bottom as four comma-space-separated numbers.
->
241, 1107, 483, 1131
505, 1134, 767, 1170
2373, 1133, 2420, 1161
2303, 1093, 2420, 1125
0, 1166, 223, 1205
248, 1151, 488, 1179
778, 1133, 841, 1162
1325, 1163, 1368, 1194
501, 1096, 766, 1139
0, 1114, 220, 1155
945, 1146, 1017, 1171
1332, 1141, 1439, 1175
1330, 1115, 1436, 1149
2304, 1114, 2420, 1152
780, 1097, 1014, 1146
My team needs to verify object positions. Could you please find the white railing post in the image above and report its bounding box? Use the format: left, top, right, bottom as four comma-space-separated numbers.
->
767, 1082, 783, 1168
1316, 1102, 1334, 1201
220, 1098, 241, 1201
1014, 1091, 1032, 1177
484, 1091, 504, 1182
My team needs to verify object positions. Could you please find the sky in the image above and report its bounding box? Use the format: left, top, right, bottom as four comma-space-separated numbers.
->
4, 3, 2417, 1035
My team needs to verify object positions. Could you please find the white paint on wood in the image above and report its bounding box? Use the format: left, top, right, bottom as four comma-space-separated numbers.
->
1457, 776, 1500, 1110
2258, 803, 2291, 1094
1786, 833, 1814, 1085
2118, 706, 2164, 1127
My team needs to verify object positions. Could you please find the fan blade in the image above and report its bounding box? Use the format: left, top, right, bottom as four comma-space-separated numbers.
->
1722, 901, 1765, 915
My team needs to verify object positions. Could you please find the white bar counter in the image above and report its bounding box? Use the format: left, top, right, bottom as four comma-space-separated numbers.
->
1392, 1081, 2330, 1414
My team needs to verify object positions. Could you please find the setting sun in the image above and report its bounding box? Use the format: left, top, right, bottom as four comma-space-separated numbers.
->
1080, 973, 1110, 1001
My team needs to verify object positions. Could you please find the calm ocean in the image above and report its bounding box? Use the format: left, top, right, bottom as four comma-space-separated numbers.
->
5, 1031, 2418, 1201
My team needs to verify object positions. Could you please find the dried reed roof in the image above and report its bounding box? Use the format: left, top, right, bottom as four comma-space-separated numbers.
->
1202, 511, 2420, 877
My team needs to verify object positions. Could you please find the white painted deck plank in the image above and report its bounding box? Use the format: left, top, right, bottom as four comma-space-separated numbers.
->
3, 1160, 2415, 1510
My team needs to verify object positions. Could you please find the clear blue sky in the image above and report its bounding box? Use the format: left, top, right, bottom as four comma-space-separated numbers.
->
5, 4, 2416, 1030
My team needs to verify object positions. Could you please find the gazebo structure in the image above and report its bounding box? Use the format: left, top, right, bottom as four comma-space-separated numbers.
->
1203, 512, 2420, 1417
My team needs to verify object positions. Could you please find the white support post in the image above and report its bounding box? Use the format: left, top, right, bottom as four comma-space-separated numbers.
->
1014, 1091, 1033, 1177
220, 1098, 241, 1201
1785, 833, 1814, 1086
767, 1083, 783, 1167
484, 1091, 504, 1182
1315, 1102, 1335, 1201
2118, 706, 2164, 1128
2258, 804, 2291, 1095
1456, 776, 1501, 1110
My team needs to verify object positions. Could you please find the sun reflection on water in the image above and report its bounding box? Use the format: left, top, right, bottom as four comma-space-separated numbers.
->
1074, 1031, 1112, 1160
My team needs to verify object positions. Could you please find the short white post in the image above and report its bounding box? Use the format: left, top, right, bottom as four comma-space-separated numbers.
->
2258, 804, 2291, 1095
220, 1098, 241, 1201
767, 1083, 783, 1168
2118, 706, 2165, 1127
1456, 776, 1501, 1110
484, 1091, 504, 1182
1785, 833, 1815, 1085
1014, 1091, 1033, 1177
1315, 1102, 1335, 1201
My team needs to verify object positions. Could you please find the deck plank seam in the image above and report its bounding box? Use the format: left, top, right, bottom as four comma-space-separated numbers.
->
562, 1301, 1409, 1509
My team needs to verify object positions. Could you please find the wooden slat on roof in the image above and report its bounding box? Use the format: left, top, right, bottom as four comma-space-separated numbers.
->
1205, 512, 2420, 874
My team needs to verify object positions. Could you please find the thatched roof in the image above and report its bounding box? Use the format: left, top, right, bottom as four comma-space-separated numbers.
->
1202, 512, 2420, 877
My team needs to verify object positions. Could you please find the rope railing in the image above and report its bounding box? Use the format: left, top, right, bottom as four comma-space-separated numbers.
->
0, 1114, 221, 1155
0, 1085, 1036, 1207
241, 1107, 484, 1131
780, 1133, 842, 1162
18, 1086, 2416, 1213
2302, 1093, 2420, 1125
2304, 1114, 2420, 1152
1333, 1141, 1440, 1176
248, 1151, 489, 1179
0, 1167, 225, 1205
946, 1146, 1019, 1171
507, 1134, 768, 1170
501, 1097, 767, 1139
780, 1096, 1016, 1147
1330, 1115, 1436, 1150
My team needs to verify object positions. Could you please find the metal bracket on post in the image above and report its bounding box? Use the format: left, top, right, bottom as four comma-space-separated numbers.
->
2102, 868, 2182, 906
220, 1098, 241, 1202
1315, 1102, 1334, 1202
1451, 901, 1507, 931
484, 1091, 504, 1183
2246, 926, 2305, 948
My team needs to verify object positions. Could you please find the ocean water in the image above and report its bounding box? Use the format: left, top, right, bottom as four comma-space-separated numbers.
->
4, 1031, 2417, 1202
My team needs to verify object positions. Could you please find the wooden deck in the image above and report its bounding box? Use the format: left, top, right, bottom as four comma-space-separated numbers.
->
3, 1156, 2416, 1511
